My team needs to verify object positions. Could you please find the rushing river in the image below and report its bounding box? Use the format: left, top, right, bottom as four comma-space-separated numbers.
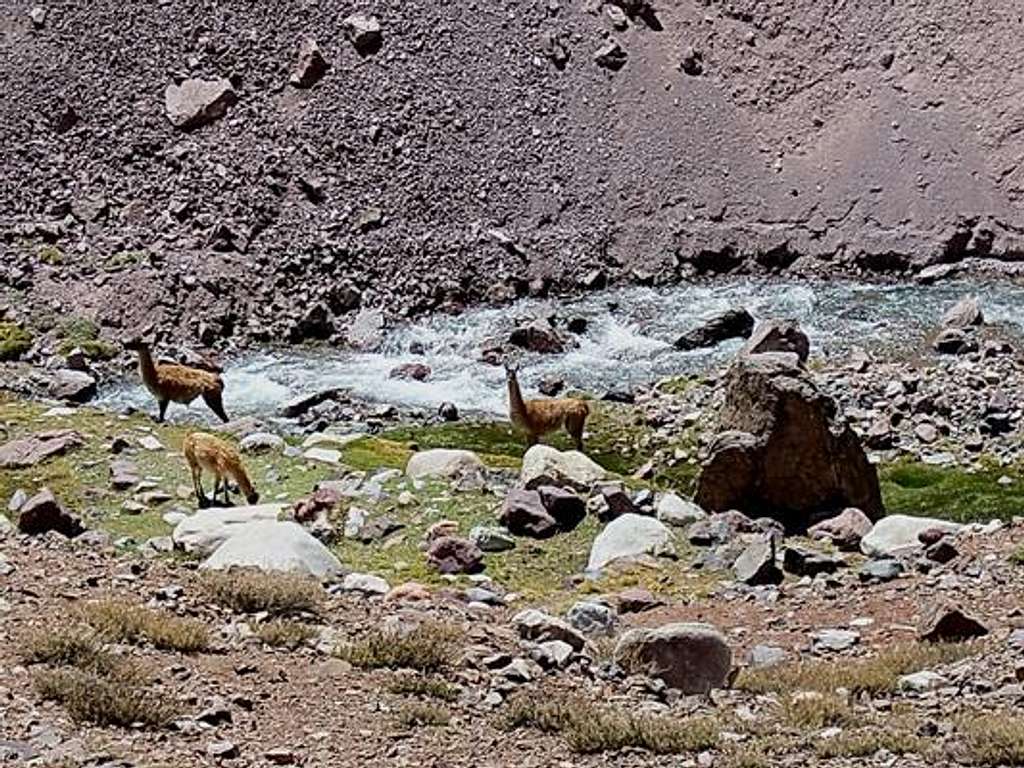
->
96, 278, 1024, 421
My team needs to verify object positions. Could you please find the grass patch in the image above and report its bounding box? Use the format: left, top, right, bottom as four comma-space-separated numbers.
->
79, 599, 209, 653
21, 628, 113, 671
256, 619, 318, 649
34, 664, 173, 727
201, 569, 323, 615
881, 459, 1024, 523
395, 701, 452, 728
958, 712, 1024, 766
387, 674, 461, 702
736, 642, 975, 696
816, 728, 927, 759
56, 317, 118, 360
38, 245, 64, 264
338, 622, 461, 673
0, 322, 33, 361
504, 693, 720, 755
1011, 546, 1024, 566
778, 692, 850, 729
340, 436, 414, 471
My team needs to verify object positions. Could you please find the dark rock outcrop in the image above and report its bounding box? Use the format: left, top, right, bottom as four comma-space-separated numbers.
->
695, 353, 883, 530
675, 309, 754, 351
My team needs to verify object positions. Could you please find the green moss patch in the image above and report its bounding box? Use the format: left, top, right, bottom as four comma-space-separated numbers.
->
0, 322, 33, 361
56, 317, 118, 360
880, 460, 1024, 523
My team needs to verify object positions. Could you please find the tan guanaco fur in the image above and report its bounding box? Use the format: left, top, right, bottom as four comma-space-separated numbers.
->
505, 363, 590, 451
124, 339, 229, 423
182, 432, 259, 508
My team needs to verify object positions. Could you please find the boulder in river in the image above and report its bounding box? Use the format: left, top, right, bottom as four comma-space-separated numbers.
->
941, 295, 983, 329
674, 308, 755, 351
509, 319, 565, 354
694, 352, 882, 530
740, 320, 810, 362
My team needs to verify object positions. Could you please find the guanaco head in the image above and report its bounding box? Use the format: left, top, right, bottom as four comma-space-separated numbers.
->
121, 334, 148, 353
503, 359, 520, 380
245, 488, 260, 505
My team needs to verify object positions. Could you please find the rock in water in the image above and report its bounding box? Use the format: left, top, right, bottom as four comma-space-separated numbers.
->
694, 352, 882, 528
740, 320, 811, 362
919, 603, 989, 642
941, 295, 983, 329
172, 505, 285, 555
808, 507, 873, 551
674, 308, 755, 351
427, 536, 484, 574
587, 513, 674, 573
520, 445, 607, 491
0, 430, 83, 469
614, 623, 731, 694
860, 515, 961, 558
201, 520, 343, 578
290, 37, 328, 88
164, 78, 238, 130
17, 488, 84, 538
406, 449, 484, 481
508, 319, 565, 353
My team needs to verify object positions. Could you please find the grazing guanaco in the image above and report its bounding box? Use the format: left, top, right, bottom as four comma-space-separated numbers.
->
123, 338, 229, 423
505, 362, 590, 451
182, 432, 259, 508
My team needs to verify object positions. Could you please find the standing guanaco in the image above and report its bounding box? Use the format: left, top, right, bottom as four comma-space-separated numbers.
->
182, 432, 259, 508
123, 338, 229, 423
505, 362, 590, 451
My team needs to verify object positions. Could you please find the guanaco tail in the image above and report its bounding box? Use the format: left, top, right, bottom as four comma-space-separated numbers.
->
505, 362, 590, 451
182, 432, 259, 508
123, 338, 229, 423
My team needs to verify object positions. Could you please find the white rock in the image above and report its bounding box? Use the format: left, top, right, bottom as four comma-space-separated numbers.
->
239, 432, 285, 454
520, 445, 607, 491
303, 447, 342, 465
860, 515, 962, 558
301, 432, 362, 450
8, 489, 27, 513
341, 573, 390, 596
138, 435, 164, 452
898, 670, 949, 693
405, 449, 484, 480
587, 513, 674, 573
656, 493, 707, 527
171, 504, 284, 555
0, 514, 13, 535
201, 521, 342, 578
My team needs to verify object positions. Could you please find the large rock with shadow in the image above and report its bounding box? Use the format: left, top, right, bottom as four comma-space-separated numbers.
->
695, 352, 882, 530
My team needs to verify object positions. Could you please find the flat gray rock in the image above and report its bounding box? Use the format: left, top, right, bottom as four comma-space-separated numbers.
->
172, 504, 284, 555
201, 520, 343, 578
861, 514, 961, 558
587, 513, 674, 573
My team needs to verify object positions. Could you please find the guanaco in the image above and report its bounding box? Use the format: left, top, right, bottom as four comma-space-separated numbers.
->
182, 432, 259, 508
505, 362, 590, 451
124, 338, 229, 423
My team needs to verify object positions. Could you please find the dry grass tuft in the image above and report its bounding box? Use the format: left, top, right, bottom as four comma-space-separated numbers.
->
736, 642, 974, 696
958, 712, 1024, 766
387, 674, 461, 702
395, 701, 452, 728
201, 569, 323, 615
78, 599, 209, 653
21, 629, 113, 671
815, 728, 927, 759
778, 692, 851, 729
34, 665, 174, 727
338, 622, 461, 673
256, 619, 318, 649
505, 693, 720, 755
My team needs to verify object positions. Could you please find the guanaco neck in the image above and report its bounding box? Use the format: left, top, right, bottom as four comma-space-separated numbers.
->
507, 371, 528, 423
135, 345, 160, 388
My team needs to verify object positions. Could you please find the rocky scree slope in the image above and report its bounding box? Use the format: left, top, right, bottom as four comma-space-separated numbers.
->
3, 0, 1024, 346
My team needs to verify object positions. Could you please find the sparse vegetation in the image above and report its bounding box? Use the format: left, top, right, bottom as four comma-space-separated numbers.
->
256, 619, 318, 649
78, 599, 209, 653
816, 728, 927, 759
387, 674, 461, 702
778, 692, 851, 728
736, 642, 975, 696
881, 460, 1024, 523
958, 712, 1024, 766
38, 244, 64, 265
56, 317, 118, 359
34, 664, 174, 727
21, 628, 113, 672
201, 569, 323, 615
395, 702, 452, 728
0, 322, 33, 361
338, 622, 461, 673
504, 693, 720, 755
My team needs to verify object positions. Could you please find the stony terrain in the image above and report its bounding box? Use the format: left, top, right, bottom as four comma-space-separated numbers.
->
5, 1, 1024, 347
4, 295, 1024, 766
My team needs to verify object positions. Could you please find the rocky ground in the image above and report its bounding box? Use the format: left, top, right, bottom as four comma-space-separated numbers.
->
5, 1, 1024, 348
4, 298, 1024, 766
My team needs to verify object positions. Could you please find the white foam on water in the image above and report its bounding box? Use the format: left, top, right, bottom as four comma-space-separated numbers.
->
95, 277, 1024, 422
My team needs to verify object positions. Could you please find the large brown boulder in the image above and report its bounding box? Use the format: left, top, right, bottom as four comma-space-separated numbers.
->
695, 352, 882, 530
